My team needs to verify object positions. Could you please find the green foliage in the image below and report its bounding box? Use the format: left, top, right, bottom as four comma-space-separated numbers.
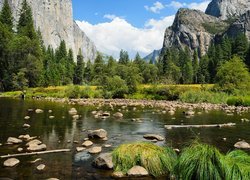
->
178, 142, 225, 180
64, 85, 81, 99
227, 96, 250, 106
202, 22, 228, 34
119, 49, 129, 64
112, 142, 177, 177
12, 68, 28, 91
0, 0, 13, 31
73, 50, 85, 85
103, 76, 128, 98
215, 56, 250, 93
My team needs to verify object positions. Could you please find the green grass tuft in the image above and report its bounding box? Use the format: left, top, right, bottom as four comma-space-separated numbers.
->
178, 142, 225, 180
112, 142, 177, 177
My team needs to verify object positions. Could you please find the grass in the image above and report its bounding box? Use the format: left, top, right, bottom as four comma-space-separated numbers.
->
177, 142, 225, 180
112, 142, 177, 177
227, 96, 250, 107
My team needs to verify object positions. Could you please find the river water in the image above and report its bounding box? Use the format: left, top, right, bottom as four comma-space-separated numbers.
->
0, 98, 249, 179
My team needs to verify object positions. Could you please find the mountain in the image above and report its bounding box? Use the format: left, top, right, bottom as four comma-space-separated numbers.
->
205, 0, 250, 20
143, 49, 161, 63
161, 0, 250, 57
0, 0, 97, 61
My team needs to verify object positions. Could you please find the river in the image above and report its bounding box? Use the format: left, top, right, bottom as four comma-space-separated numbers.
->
0, 98, 249, 179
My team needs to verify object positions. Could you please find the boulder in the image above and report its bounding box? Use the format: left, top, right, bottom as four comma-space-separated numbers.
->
93, 153, 113, 169
37, 164, 46, 171
35, 109, 44, 113
88, 129, 107, 139
82, 140, 93, 147
68, 108, 77, 115
143, 134, 164, 141
127, 166, 149, 176
88, 146, 102, 154
7, 137, 22, 144
3, 158, 20, 167
234, 141, 250, 149
113, 112, 123, 118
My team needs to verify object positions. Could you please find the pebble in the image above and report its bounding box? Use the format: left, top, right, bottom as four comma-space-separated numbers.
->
24, 116, 30, 120
35, 109, 44, 113
37, 164, 46, 171
17, 148, 23, 152
88, 146, 102, 154
49, 116, 55, 119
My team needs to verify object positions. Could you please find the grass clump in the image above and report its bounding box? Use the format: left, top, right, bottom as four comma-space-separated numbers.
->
178, 142, 225, 180
223, 150, 250, 179
112, 142, 177, 177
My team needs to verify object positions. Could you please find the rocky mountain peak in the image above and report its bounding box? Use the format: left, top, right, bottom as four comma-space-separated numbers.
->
205, 0, 250, 20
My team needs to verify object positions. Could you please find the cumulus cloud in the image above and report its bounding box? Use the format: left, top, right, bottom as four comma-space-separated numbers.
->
103, 14, 118, 20
166, 0, 210, 12
145, 1, 165, 14
76, 15, 175, 58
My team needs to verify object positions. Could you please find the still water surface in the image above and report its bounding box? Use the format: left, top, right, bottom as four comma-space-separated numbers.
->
0, 98, 249, 179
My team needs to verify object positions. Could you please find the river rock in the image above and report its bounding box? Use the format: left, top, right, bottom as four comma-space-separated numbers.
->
24, 116, 30, 120
37, 164, 46, 171
48, 110, 53, 113
112, 171, 125, 178
49, 116, 55, 119
35, 109, 44, 113
127, 166, 149, 176
93, 153, 113, 169
47, 178, 59, 180
88, 129, 107, 139
30, 158, 42, 164
28, 144, 47, 151
76, 147, 86, 152
23, 124, 31, 128
82, 140, 93, 147
103, 144, 112, 148
7, 137, 22, 144
72, 115, 80, 120
113, 112, 123, 118
0, 143, 2, 146
68, 108, 77, 115
88, 146, 102, 154
17, 148, 23, 152
3, 158, 20, 167
234, 141, 250, 149
185, 111, 195, 116
143, 134, 164, 141
26, 139, 42, 146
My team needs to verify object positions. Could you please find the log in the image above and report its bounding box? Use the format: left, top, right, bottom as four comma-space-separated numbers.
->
165, 123, 236, 130
0, 149, 71, 159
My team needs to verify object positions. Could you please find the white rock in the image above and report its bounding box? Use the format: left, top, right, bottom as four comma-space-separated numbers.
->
234, 141, 250, 149
82, 140, 93, 147
49, 116, 55, 119
24, 116, 30, 120
23, 124, 31, 128
68, 108, 77, 115
17, 148, 23, 152
37, 164, 46, 171
7, 137, 22, 144
88, 146, 102, 154
127, 166, 149, 176
113, 112, 123, 118
35, 109, 44, 113
4, 158, 20, 167
76, 147, 86, 152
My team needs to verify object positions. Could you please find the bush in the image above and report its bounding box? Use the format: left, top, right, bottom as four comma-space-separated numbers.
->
64, 85, 81, 98
227, 96, 250, 106
112, 142, 177, 177
178, 142, 225, 180
103, 76, 128, 98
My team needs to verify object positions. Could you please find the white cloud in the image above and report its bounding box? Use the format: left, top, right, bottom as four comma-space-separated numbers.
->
166, 0, 210, 12
76, 15, 175, 59
145, 1, 165, 14
103, 14, 118, 20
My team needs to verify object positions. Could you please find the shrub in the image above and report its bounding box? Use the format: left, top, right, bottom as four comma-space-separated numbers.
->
103, 76, 128, 98
64, 85, 81, 99
227, 96, 250, 106
178, 142, 225, 180
112, 142, 177, 177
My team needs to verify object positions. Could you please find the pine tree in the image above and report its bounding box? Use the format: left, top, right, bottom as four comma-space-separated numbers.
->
84, 60, 92, 83
0, 0, 13, 31
197, 55, 210, 84
192, 49, 199, 83
119, 49, 129, 64
233, 33, 248, 59
221, 36, 232, 61
73, 50, 84, 85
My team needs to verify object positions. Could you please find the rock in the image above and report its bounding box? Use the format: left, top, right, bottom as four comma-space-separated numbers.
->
35, 109, 43, 113
102, 137, 108, 141
103, 144, 112, 148
82, 140, 93, 147
47, 178, 59, 180
7, 137, 22, 144
84, 138, 89, 141
48, 110, 53, 113
143, 134, 164, 141
72, 115, 80, 120
223, 138, 227, 141
28, 144, 47, 151
91, 111, 97, 115
30, 158, 42, 164
68, 108, 77, 115
93, 153, 113, 169
23, 124, 31, 128
19, 134, 31, 141
88, 129, 108, 139
3, 158, 20, 167
17, 148, 23, 152
88, 146, 102, 154
234, 141, 250, 149
76, 147, 86, 152
0, 143, 2, 146
24, 116, 30, 120
185, 111, 195, 116
73, 141, 79, 144
127, 166, 149, 177
174, 149, 180, 153
102, 112, 110, 117
112, 171, 125, 178
26, 139, 42, 146
67, 140, 71, 143
49, 116, 55, 119
37, 164, 46, 171
169, 110, 175, 115
113, 112, 123, 118
75, 151, 91, 162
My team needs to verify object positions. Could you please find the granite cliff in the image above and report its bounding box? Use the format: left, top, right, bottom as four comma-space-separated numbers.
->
0, 0, 97, 61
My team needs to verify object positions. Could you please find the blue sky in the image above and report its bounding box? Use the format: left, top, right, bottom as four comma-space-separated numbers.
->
73, 0, 211, 58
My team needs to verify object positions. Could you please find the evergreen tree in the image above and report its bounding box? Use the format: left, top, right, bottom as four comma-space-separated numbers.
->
221, 36, 232, 62
246, 44, 250, 69
106, 56, 116, 77
119, 49, 129, 64
233, 33, 248, 59
84, 60, 92, 83
0, 0, 13, 31
73, 50, 84, 85
92, 52, 105, 84
192, 49, 199, 83
197, 55, 210, 83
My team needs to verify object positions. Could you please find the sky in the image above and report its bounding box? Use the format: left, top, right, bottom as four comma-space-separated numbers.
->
73, 0, 211, 59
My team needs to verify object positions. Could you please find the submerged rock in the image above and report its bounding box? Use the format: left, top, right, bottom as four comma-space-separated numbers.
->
23, 124, 31, 128
35, 109, 44, 113
68, 108, 77, 115
26, 139, 46, 151
127, 166, 148, 176
93, 153, 113, 169
143, 134, 164, 141
37, 164, 46, 171
4, 158, 20, 167
112, 171, 125, 178
88, 146, 102, 154
234, 141, 250, 149
74, 151, 91, 162
7, 137, 22, 144
88, 129, 107, 139
76, 147, 86, 152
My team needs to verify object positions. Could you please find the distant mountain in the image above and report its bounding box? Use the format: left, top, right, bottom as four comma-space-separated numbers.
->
143, 49, 161, 64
